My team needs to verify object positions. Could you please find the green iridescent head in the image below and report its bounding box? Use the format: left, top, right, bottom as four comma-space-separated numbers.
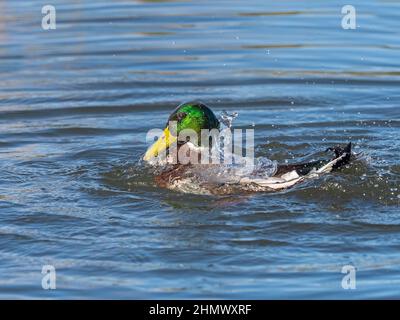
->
167, 101, 220, 137
143, 101, 220, 161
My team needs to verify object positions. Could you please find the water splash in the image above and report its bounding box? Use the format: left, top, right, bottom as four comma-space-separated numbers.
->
219, 110, 238, 129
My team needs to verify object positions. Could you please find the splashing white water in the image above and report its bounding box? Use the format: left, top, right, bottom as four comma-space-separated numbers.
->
185, 111, 277, 184
219, 110, 238, 128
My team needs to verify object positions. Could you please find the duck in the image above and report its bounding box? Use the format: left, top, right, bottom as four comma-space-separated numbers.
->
143, 101, 353, 195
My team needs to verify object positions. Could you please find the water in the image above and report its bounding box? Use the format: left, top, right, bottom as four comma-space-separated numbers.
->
0, 0, 399, 299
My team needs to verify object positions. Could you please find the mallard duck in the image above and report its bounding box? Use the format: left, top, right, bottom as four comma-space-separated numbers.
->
143, 101, 353, 194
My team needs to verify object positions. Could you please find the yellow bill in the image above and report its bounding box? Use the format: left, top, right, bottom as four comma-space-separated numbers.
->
143, 127, 177, 161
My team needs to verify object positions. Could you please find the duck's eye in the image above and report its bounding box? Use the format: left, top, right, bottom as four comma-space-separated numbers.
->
176, 112, 187, 121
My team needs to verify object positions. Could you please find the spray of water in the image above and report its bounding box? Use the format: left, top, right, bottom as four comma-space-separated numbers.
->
186, 111, 277, 184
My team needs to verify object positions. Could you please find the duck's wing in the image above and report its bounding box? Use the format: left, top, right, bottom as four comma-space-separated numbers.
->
240, 143, 353, 191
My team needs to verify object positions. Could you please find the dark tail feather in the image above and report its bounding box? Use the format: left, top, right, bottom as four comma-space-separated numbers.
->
326, 142, 352, 170
276, 142, 352, 176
